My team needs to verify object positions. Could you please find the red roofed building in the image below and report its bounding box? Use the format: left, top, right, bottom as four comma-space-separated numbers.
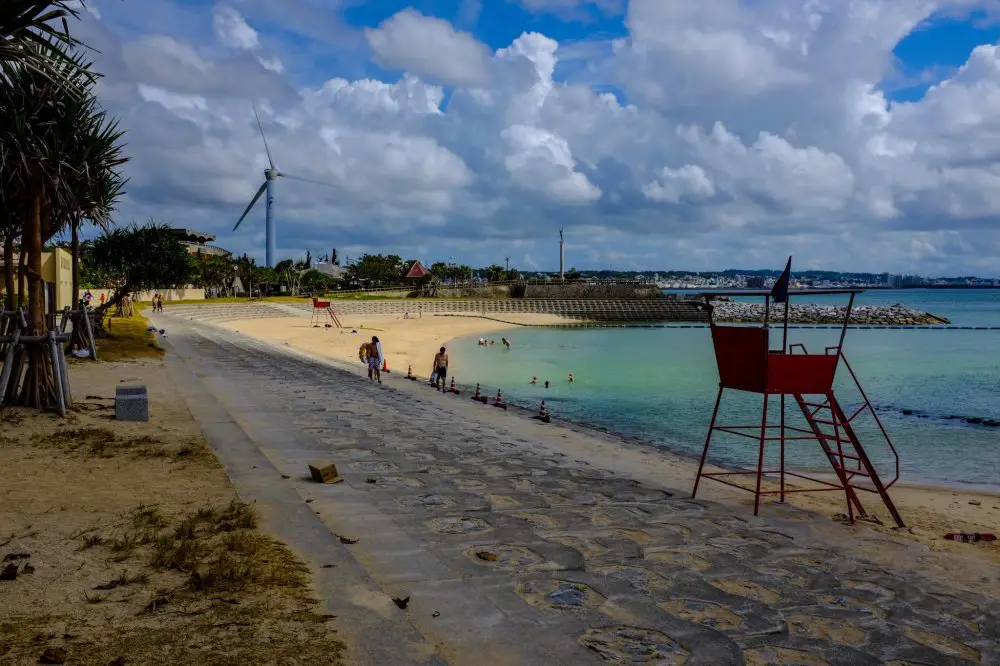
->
405, 261, 431, 280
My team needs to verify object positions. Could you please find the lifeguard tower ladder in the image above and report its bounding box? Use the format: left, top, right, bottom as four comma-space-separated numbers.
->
310, 298, 343, 329
691, 288, 904, 527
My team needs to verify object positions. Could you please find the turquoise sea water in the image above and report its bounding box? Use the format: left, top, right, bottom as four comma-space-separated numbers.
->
451, 289, 1000, 489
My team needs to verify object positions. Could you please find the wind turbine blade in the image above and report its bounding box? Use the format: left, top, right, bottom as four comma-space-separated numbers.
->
279, 172, 340, 190
233, 181, 268, 231
252, 102, 276, 170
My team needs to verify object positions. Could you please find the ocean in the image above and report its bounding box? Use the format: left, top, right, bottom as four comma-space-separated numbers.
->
451, 289, 1000, 490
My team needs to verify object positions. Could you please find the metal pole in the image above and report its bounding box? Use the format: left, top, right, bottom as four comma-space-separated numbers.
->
48, 331, 66, 417
0, 329, 20, 405
82, 309, 97, 360
837, 292, 855, 354
753, 393, 770, 516
692, 385, 724, 498
779, 393, 786, 503
781, 296, 790, 354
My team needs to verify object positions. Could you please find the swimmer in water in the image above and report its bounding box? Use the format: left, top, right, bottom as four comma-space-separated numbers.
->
568, 372, 574, 383
530, 377, 537, 385
544, 380, 550, 389
502, 337, 510, 349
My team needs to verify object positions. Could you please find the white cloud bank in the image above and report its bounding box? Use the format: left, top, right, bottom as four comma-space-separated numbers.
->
69, 1, 1000, 274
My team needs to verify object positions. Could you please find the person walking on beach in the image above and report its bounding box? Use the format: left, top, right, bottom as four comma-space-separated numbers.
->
367, 336, 383, 383
432, 346, 448, 390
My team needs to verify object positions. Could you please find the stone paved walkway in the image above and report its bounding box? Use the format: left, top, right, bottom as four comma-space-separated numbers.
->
159, 316, 999, 666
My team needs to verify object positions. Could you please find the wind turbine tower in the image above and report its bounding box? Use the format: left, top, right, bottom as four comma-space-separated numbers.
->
234, 103, 333, 267
559, 227, 565, 281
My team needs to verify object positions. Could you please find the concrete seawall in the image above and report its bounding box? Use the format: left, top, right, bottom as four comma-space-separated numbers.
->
166, 299, 711, 323
163, 298, 950, 325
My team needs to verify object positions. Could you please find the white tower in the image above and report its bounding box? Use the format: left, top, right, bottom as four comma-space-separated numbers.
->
559, 228, 564, 281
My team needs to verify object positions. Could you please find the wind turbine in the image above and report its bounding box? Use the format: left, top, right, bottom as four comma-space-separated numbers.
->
233, 103, 335, 267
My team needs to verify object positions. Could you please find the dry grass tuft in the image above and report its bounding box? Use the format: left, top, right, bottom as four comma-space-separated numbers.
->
29, 426, 219, 467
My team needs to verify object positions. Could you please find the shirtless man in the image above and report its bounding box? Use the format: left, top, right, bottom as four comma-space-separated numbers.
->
367, 337, 383, 383
432, 346, 448, 390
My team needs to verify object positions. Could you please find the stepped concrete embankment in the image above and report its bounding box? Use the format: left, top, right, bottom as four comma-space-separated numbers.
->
163, 298, 947, 326
712, 301, 948, 325
165, 298, 710, 323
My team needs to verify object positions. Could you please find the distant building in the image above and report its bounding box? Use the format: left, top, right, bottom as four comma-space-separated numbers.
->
405, 261, 431, 282
884, 274, 902, 288
0, 247, 72, 313
746, 276, 765, 289
168, 228, 231, 258
313, 262, 345, 281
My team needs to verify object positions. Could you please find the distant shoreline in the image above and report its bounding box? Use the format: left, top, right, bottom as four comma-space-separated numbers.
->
667, 285, 1000, 290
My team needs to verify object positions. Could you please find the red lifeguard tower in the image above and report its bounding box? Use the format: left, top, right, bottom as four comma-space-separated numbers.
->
691, 275, 904, 527
310, 298, 343, 328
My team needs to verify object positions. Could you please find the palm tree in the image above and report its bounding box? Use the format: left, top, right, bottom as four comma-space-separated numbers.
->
59, 109, 129, 308
0, 1, 91, 88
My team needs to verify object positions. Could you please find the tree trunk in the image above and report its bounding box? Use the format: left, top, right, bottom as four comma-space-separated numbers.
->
20, 188, 57, 409
17, 238, 27, 308
71, 218, 80, 310
3, 232, 14, 311
27, 191, 45, 333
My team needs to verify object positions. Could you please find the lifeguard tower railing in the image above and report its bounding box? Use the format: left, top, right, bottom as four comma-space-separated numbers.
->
691, 289, 904, 527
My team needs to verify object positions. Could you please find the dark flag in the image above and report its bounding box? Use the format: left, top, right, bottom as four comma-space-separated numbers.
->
770, 256, 792, 303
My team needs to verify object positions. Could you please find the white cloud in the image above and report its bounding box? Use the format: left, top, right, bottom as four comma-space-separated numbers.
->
365, 8, 492, 87
643, 165, 715, 203
66, 0, 1000, 274
256, 56, 284, 73
213, 6, 259, 51
502, 124, 602, 204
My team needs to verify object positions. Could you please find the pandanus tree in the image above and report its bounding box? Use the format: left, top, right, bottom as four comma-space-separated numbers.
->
0, 44, 128, 408
0, 1, 91, 88
90, 222, 192, 316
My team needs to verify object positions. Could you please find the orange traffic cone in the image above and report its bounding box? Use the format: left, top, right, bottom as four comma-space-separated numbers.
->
406, 365, 416, 380
493, 389, 507, 410
533, 400, 550, 423
471, 383, 483, 403
449, 377, 460, 394
382, 359, 390, 373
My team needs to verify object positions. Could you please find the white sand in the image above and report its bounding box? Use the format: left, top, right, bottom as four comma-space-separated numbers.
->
220, 312, 567, 379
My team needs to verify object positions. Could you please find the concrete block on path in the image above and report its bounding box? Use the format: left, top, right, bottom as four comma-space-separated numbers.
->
309, 460, 343, 484
115, 385, 149, 422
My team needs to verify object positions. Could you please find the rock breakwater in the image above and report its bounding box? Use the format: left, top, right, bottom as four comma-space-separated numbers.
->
711, 302, 948, 325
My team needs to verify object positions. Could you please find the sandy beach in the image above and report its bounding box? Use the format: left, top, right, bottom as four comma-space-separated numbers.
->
219, 309, 1000, 579
220, 311, 568, 381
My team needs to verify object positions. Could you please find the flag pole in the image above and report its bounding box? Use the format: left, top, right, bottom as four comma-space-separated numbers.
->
781, 292, 790, 354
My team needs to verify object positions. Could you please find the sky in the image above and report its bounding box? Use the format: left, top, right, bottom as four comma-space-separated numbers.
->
65, 0, 1000, 276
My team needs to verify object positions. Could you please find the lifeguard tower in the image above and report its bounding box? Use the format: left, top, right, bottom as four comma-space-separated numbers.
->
691, 278, 904, 527
310, 297, 343, 329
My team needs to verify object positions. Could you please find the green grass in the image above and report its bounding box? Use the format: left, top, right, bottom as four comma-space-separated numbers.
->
143, 296, 309, 306
98, 309, 164, 362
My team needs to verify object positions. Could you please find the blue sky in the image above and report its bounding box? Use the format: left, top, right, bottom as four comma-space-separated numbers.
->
890, 8, 1000, 100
